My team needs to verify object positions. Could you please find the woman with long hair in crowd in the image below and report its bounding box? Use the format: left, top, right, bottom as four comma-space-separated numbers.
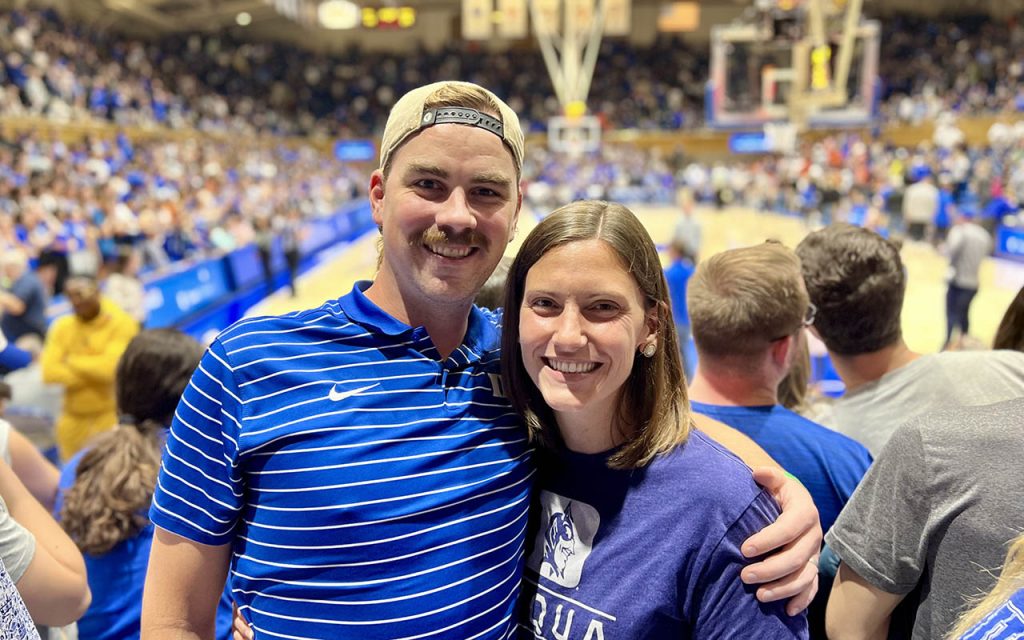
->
58, 329, 230, 639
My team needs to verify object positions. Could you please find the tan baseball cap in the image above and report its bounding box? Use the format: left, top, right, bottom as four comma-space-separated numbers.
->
378, 81, 524, 176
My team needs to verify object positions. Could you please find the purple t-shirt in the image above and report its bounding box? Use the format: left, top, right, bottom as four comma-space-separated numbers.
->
518, 430, 808, 639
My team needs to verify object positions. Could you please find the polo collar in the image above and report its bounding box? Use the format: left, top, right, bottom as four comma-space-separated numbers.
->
337, 281, 500, 360
339, 281, 411, 337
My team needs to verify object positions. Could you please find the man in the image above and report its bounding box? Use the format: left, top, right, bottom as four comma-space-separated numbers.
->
795, 223, 1024, 456
943, 206, 992, 347
687, 242, 872, 535
664, 238, 696, 380
901, 169, 938, 242
39, 275, 138, 460
0, 248, 49, 343
142, 81, 820, 640
671, 186, 702, 263
826, 398, 1024, 639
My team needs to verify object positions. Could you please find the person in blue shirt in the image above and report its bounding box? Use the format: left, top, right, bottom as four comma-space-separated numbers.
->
664, 238, 696, 380
502, 201, 807, 638
935, 174, 955, 246
57, 329, 233, 640
686, 242, 873, 535
151, 81, 820, 640
0, 331, 32, 375
0, 248, 49, 342
684, 242, 873, 636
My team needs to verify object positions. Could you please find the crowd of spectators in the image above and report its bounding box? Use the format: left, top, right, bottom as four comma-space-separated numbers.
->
878, 14, 1024, 125
5, 8, 1024, 137
525, 130, 1024, 245
0, 130, 366, 297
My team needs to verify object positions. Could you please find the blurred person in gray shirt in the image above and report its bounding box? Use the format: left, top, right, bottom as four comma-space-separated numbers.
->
943, 207, 992, 347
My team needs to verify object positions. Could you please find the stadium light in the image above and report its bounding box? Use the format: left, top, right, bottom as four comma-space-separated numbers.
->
319, 0, 361, 29
236, 11, 253, 26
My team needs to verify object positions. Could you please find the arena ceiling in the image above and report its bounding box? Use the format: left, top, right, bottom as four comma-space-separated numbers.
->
54, 0, 1024, 37
70, 0, 274, 32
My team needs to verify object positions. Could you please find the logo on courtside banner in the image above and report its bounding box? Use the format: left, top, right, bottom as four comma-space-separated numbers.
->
527, 490, 599, 588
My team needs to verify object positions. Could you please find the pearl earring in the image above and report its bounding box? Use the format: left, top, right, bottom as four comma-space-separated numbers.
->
641, 342, 656, 358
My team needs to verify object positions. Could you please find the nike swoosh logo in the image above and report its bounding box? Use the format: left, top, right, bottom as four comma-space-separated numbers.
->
328, 382, 380, 402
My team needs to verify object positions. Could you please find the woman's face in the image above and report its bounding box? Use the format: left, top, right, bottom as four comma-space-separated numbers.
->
518, 239, 655, 426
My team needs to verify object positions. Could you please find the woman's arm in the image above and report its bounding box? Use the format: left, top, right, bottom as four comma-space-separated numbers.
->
0, 459, 90, 626
7, 427, 59, 511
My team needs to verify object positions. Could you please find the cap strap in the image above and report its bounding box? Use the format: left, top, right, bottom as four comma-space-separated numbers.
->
419, 107, 504, 139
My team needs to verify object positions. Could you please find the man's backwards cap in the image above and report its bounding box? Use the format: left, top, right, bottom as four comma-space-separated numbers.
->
378, 81, 524, 176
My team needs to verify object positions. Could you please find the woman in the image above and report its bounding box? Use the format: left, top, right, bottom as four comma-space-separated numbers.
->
57, 329, 231, 640
502, 201, 808, 637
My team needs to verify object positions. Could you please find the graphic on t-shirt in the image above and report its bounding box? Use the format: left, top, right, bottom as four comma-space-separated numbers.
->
527, 490, 599, 588
960, 591, 1024, 640
543, 503, 577, 580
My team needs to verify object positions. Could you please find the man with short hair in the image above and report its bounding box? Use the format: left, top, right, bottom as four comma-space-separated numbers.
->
39, 275, 138, 460
686, 242, 872, 536
795, 223, 1024, 457
943, 207, 992, 346
142, 82, 820, 640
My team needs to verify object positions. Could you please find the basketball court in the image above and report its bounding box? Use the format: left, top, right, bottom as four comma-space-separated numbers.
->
250, 204, 1022, 355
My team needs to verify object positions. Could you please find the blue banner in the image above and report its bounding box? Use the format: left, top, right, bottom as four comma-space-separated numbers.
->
144, 258, 232, 329
226, 244, 265, 289
728, 132, 772, 154
996, 226, 1024, 262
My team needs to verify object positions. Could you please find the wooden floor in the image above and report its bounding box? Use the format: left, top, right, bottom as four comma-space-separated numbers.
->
250, 205, 1024, 354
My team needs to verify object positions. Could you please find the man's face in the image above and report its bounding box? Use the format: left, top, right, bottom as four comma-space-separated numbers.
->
369, 122, 521, 314
65, 280, 101, 321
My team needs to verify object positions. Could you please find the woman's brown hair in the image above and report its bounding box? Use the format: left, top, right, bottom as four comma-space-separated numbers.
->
500, 200, 689, 469
61, 329, 204, 555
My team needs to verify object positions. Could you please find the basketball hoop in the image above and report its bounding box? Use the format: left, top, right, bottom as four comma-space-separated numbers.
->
529, 0, 625, 153
764, 121, 798, 154
548, 114, 602, 156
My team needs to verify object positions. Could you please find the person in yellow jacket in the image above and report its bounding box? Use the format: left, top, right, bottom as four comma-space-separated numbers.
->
41, 275, 139, 460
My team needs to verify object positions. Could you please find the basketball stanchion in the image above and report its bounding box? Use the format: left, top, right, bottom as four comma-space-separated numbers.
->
548, 100, 602, 156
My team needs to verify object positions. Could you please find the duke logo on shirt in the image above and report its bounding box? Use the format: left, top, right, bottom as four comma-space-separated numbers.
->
527, 491, 599, 588
487, 373, 506, 399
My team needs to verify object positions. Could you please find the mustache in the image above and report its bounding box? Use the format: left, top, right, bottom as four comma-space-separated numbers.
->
419, 227, 487, 248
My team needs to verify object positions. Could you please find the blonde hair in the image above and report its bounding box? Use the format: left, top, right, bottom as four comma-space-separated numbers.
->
60, 423, 163, 555
778, 332, 811, 412
947, 531, 1024, 639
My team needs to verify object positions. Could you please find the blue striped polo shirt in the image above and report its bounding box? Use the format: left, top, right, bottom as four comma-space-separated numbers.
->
150, 281, 534, 640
